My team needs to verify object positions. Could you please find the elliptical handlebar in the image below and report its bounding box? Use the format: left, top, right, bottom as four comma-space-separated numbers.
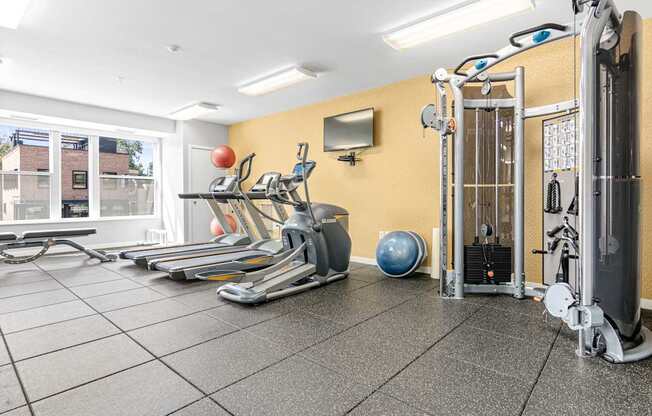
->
265, 174, 302, 208
236, 153, 255, 186
235, 153, 285, 226
296, 142, 321, 232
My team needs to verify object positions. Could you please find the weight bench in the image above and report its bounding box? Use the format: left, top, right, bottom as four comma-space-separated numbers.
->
0, 228, 116, 264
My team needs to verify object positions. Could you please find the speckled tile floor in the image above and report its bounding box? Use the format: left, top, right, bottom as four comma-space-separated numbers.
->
1, 255, 651, 416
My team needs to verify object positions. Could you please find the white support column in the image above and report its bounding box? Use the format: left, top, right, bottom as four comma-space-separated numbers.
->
88, 135, 100, 218
153, 140, 162, 218
49, 131, 62, 221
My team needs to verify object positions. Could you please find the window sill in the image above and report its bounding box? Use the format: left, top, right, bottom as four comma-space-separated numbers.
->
0, 215, 161, 227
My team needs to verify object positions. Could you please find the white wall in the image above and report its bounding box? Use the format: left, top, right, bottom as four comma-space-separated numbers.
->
176, 120, 229, 242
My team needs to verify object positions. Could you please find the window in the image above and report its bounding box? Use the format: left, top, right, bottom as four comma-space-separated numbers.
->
37, 169, 50, 189
0, 125, 51, 221
72, 171, 87, 189
99, 137, 155, 217
0, 124, 159, 224
61, 134, 90, 218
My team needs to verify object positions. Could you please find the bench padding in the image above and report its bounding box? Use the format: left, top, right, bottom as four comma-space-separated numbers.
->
21, 228, 97, 240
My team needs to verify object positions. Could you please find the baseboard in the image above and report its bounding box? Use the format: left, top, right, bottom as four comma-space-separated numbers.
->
641, 298, 652, 311
350, 256, 433, 277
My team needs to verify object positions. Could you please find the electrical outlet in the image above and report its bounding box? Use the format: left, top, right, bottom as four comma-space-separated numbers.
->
379, 231, 388, 240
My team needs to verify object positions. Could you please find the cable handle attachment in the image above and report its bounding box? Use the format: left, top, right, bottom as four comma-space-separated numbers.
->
509, 23, 569, 47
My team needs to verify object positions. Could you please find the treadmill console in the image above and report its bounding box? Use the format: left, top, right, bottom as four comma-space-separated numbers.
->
250, 173, 280, 192
209, 175, 238, 193
292, 161, 316, 181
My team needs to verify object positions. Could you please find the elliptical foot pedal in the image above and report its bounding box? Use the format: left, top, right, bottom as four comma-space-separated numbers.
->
195, 270, 246, 282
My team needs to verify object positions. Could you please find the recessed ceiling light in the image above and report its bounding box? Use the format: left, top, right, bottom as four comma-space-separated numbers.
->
0, 0, 31, 30
383, 0, 535, 50
167, 44, 182, 53
238, 66, 317, 96
169, 102, 220, 121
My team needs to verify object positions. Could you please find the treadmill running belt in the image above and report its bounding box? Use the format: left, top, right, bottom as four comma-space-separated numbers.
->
122, 243, 226, 260
153, 249, 268, 273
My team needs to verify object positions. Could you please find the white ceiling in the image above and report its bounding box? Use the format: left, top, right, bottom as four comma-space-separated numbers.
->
0, 0, 650, 125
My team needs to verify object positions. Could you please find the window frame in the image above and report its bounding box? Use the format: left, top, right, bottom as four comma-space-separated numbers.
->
0, 117, 161, 225
71, 170, 88, 190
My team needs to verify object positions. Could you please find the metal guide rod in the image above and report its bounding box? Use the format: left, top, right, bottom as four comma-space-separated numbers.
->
475, 108, 480, 239
495, 108, 500, 242
513, 66, 525, 298
436, 82, 449, 294
452, 78, 465, 298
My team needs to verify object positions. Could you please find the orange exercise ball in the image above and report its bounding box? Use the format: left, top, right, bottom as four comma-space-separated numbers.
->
210, 214, 237, 236
211, 145, 236, 169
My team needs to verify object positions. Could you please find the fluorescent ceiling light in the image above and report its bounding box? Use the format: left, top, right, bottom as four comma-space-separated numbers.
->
169, 102, 220, 121
238, 67, 316, 96
383, 0, 535, 50
0, 0, 31, 30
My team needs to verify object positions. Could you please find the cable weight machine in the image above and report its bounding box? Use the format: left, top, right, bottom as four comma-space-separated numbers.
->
420, 0, 651, 363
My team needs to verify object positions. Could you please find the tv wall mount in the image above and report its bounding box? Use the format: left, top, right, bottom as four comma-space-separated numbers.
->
337, 151, 363, 166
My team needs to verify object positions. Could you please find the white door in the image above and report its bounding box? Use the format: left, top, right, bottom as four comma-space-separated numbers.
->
189, 146, 223, 242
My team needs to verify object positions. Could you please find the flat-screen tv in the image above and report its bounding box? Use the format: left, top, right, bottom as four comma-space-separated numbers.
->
323, 108, 374, 152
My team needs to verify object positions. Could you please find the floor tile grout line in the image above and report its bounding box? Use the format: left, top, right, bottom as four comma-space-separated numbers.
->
464, 321, 560, 345
434, 352, 538, 384
0, 324, 36, 416
0, 285, 68, 302
14, 262, 429, 414
204, 291, 424, 407
517, 326, 562, 416
68, 283, 148, 300
162, 395, 236, 416
25, 358, 158, 405
1, 310, 98, 336
9, 330, 121, 364
343, 303, 485, 416
0, 295, 80, 317
30, 263, 217, 407
481, 303, 547, 319
56, 276, 125, 289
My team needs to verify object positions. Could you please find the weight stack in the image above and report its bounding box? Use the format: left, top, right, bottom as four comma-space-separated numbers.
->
463, 244, 512, 284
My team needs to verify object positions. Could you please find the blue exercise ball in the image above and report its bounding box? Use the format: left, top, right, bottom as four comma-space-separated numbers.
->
376, 231, 427, 278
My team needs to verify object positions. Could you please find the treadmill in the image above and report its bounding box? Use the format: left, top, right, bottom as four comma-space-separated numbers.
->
119, 174, 251, 267
150, 153, 313, 281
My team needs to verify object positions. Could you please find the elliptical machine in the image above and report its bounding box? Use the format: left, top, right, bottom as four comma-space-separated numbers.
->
217, 142, 352, 304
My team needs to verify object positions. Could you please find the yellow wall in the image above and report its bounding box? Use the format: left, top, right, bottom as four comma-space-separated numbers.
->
230, 20, 652, 299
